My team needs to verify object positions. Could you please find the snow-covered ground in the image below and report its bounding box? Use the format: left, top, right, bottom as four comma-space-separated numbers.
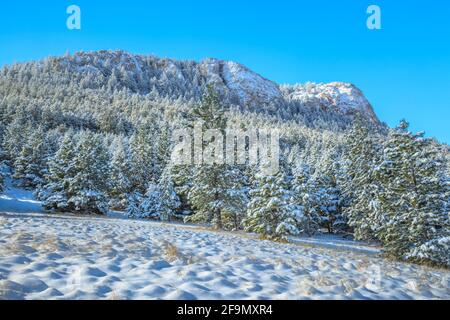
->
0, 176, 449, 300
290, 234, 380, 255
0, 176, 43, 214
0, 211, 448, 300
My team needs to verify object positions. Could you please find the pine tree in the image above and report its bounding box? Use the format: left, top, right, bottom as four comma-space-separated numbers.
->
12, 128, 49, 188
170, 164, 193, 216
187, 164, 247, 230
244, 170, 299, 241
154, 124, 171, 179
68, 132, 110, 214
291, 165, 320, 235
129, 125, 155, 193
342, 121, 382, 240
137, 184, 162, 219
220, 166, 250, 230
109, 137, 133, 208
126, 191, 143, 218
315, 172, 346, 234
2, 119, 30, 162
184, 86, 246, 230
0, 167, 4, 194
125, 167, 181, 221
39, 132, 110, 215
157, 166, 181, 221
307, 147, 348, 234
373, 120, 450, 266
37, 133, 76, 211
0, 144, 5, 192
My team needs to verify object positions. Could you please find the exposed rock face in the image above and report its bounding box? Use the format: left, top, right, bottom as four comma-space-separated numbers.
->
198, 58, 284, 107
280, 82, 378, 122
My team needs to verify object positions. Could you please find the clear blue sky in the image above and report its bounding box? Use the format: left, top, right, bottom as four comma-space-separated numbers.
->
1, 1, 449, 143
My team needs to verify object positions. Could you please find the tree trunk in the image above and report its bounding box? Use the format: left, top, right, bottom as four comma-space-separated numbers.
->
327, 221, 333, 234
215, 209, 222, 230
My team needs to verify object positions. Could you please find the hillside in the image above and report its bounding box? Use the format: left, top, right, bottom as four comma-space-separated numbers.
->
0, 50, 380, 129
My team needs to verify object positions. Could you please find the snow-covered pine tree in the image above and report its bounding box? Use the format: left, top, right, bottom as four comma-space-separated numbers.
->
312, 149, 348, 234
39, 131, 110, 215
0, 130, 5, 162
137, 184, 162, 219
129, 125, 155, 193
12, 127, 49, 188
0, 142, 4, 192
220, 166, 250, 230
125, 191, 143, 218
108, 137, 133, 208
374, 120, 450, 267
183, 86, 247, 230
157, 166, 181, 221
1, 119, 30, 163
0, 165, 4, 193
170, 163, 193, 216
68, 131, 110, 215
291, 165, 320, 235
244, 170, 299, 241
38, 133, 76, 210
126, 166, 182, 221
187, 160, 248, 230
342, 121, 382, 240
315, 173, 345, 234
154, 124, 172, 179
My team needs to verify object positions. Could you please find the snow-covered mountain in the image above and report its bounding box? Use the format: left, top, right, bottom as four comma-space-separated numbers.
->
48, 50, 379, 124
281, 82, 378, 123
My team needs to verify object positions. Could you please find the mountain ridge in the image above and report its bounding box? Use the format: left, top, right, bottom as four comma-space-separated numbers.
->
15, 50, 379, 124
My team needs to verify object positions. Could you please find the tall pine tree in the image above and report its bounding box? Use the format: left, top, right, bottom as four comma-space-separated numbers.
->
38, 133, 76, 211
157, 166, 182, 221
12, 127, 50, 188
69, 131, 110, 214
109, 137, 133, 208
291, 165, 320, 236
185, 86, 247, 230
373, 120, 450, 266
342, 122, 382, 240
39, 131, 110, 215
129, 124, 156, 193
244, 170, 299, 241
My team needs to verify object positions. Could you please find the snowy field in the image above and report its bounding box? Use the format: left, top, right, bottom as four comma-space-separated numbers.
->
0, 211, 449, 300
0, 176, 449, 300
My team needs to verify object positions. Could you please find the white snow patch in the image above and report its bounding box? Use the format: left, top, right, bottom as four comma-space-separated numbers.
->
290, 234, 381, 255
0, 177, 43, 214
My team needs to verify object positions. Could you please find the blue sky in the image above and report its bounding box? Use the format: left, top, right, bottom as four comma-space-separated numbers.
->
1, 1, 449, 143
